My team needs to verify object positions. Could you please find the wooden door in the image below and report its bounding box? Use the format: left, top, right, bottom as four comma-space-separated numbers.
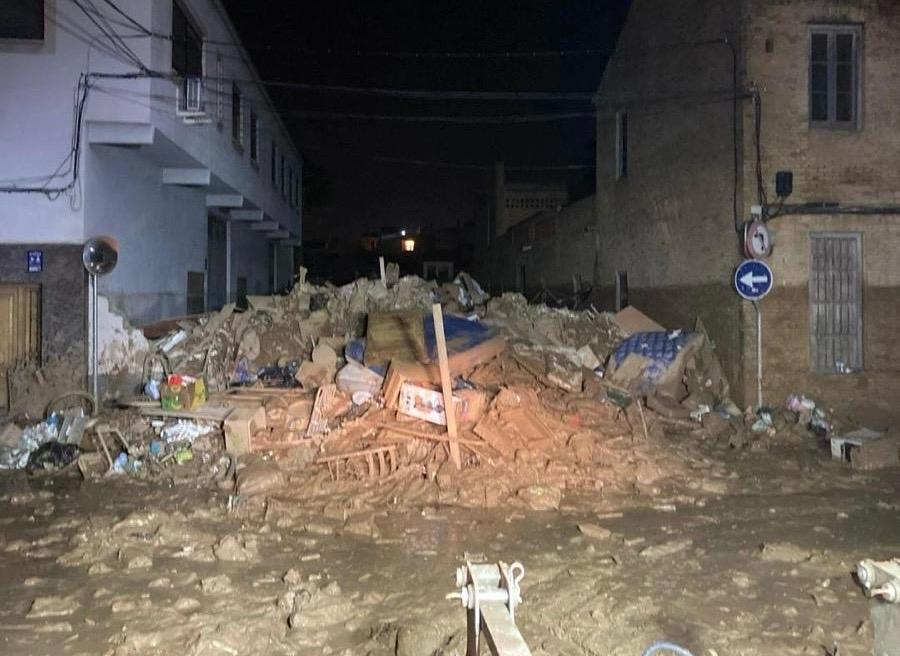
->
0, 284, 41, 408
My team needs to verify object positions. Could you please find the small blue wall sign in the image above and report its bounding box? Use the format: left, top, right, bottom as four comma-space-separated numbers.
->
734, 259, 774, 301
26, 250, 43, 273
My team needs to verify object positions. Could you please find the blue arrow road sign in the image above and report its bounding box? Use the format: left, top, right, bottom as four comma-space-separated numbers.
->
734, 259, 773, 301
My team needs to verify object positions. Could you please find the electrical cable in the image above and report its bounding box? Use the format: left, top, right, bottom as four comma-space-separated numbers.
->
98, 0, 151, 36
726, 36, 741, 235
80, 0, 142, 59
70, 0, 145, 70
276, 109, 596, 123
91, 82, 594, 123
753, 86, 767, 211
46, 11, 137, 68
0, 72, 151, 195
199, 78, 596, 101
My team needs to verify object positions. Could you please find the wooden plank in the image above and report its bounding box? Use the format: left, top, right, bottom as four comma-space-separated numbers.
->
376, 423, 485, 447
364, 310, 426, 366
432, 303, 461, 470
384, 334, 506, 386
140, 404, 234, 422
316, 445, 396, 464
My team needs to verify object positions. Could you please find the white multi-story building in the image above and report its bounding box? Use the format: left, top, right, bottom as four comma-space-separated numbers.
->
0, 0, 302, 399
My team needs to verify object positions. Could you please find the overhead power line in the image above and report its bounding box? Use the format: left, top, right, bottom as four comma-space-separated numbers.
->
285, 110, 595, 123
199, 77, 595, 101
90, 7, 613, 60
91, 84, 595, 124
370, 155, 595, 170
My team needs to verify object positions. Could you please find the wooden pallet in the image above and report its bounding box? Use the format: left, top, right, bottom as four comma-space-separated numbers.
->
316, 445, 398, 481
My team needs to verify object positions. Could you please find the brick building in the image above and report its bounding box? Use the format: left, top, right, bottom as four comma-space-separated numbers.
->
583, 0, 900, 417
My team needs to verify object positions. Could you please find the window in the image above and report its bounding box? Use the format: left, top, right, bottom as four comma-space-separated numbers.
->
287, 167, 293, 206
271, 143, 278, 188
0, 0, 44, 40
809, 26, 861, 128
280, 156, 287, 198
231, 83, 243, 147
810, 233, 862, 372
615, 111, 628, 179
615, 271, 629, 311
172, 2, 202, 77
215, 53, 224, 128
249, 108, 259, 164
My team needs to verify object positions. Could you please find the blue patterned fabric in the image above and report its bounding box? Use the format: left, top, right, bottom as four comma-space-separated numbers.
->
612, 331, 696, 390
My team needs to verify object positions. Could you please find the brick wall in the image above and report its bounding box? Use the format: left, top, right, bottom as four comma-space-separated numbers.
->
593, 0, 747, 399
742, 1, 900, 418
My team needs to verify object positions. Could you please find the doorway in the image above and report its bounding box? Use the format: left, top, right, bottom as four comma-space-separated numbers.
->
0, 284, 41, 408
207, 216, 228, 311
186, 271, 205, 315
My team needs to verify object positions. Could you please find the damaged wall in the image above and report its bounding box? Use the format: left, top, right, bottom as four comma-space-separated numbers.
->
96, 294, 149, 397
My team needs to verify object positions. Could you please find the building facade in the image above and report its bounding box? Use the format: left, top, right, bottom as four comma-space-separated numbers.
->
0, 0, 302, 402
594, 0, 900, 416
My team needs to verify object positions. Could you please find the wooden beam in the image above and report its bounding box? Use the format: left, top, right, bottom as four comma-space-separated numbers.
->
432, 303, 461, 470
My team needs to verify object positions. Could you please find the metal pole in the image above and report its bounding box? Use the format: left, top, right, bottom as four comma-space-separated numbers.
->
273, 243, 278, 292
754, 301, 762, 408
225, 220, 232, 303
91, 273, 99, 404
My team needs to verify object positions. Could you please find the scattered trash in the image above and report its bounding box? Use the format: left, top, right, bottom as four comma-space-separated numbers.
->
786, 394, 831, 436
160, 420, 214, 445
0, 418, 60, 470
25, 442, 82, 474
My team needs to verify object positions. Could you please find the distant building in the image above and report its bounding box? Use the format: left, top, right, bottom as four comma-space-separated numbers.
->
491, 162, 569, 238
0, 1, 302, 403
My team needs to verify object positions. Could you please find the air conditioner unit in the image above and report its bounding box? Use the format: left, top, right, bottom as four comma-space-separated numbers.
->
176, 77, 206, 116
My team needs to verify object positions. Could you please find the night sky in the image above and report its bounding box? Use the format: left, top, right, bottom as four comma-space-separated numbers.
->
221, 1, 630, 255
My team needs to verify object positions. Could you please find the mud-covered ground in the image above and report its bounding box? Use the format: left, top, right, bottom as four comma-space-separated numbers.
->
0, 438, 895, 656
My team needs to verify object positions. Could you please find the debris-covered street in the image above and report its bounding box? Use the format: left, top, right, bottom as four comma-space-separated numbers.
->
1, 438, 896, 656
1, 271, 897, 656
4, 0, 900, 654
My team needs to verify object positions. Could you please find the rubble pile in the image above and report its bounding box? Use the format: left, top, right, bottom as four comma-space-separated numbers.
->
155, 271, 445, 391
0, 268, 842, 506
144, 270, 741, 507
